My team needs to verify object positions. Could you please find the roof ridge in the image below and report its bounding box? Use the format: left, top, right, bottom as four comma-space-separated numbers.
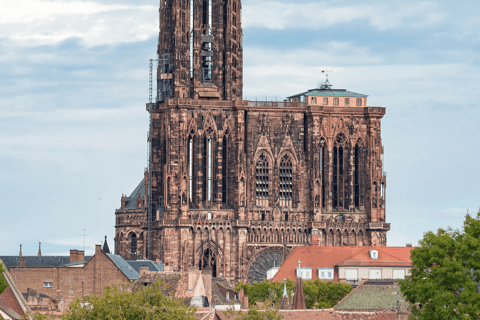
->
336, 247, 369, 265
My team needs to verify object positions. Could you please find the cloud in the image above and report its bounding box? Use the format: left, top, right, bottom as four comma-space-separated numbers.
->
243, 1, 445, 31
0, 0, 158, 46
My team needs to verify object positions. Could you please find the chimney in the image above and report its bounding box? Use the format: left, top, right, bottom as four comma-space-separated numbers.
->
70, 250, 79, 263
19, 256, 25, 267
95, 244, 102, 255
244, 296, 249, 309
239, 288, 244, 304
19, 244, 23, 256
406, 243, 412, 247
78, 250, 85, 263
139, 267, 149, 277
38, 242, 42, 256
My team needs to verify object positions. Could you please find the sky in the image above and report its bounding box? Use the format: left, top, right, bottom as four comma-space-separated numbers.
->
1, 0, 479, 256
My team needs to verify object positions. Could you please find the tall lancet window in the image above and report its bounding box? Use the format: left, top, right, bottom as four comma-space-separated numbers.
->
131, 234, 137, 255
279, 155, 293, 207
320, 139, 327, 209
354, 143, 360, 208
188, 137, 194, 202
207, 137, 212, 202
255, 154, 269, 207
333, 133, 349, 210
222, 136, 228, 205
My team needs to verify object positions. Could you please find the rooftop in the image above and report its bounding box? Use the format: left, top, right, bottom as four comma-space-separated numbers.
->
288, 88, 368, 99
336, 282, 409, 311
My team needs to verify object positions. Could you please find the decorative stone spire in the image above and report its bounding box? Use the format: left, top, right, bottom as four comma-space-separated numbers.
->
279, 279, 291, 310
103, 236, 111, 254
38, 242, 42, 256
19, 244, 22, 256
292, 277, 306, 310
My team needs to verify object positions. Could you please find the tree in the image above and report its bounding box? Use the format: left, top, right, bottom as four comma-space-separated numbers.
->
303, 279, 352, 309
0, 263, 8, 294
234, 279, 352, 309
61, 281, 197, 320
399, 211, 480, 320
224, 299, 283, 320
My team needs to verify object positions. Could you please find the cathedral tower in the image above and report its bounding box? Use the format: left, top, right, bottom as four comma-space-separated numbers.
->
114, 0, 390, 284
157, 0, 243, 101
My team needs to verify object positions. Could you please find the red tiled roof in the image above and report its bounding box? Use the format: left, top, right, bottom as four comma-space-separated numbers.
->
271, 246, 363, 282
271, 246, 414, 282
337, 247, 412, 266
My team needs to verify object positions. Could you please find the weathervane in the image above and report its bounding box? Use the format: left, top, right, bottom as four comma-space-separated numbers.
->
320, 69, 333, 89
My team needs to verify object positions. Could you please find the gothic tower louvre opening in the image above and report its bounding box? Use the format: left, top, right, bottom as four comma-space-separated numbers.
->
114, 0, 390, 284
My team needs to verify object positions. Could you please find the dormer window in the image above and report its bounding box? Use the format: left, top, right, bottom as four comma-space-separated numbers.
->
296, 267, 312, 280
370, 250, 378, 259
333, 98, 339, 105
311, 97, 317, 104
323, 97, 328, 105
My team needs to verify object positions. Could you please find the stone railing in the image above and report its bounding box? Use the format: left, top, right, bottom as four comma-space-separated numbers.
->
248, 101, 306, 108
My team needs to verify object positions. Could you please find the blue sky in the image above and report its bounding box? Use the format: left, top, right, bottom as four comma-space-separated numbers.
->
1, 0, 479, 256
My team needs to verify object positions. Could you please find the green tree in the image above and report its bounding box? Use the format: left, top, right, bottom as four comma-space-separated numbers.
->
234, 279, 352, 309
303, 279, 352, 309
0, 263, 8, 294
61, 281, 196, 320
224, 299, 283, 320
399, 211, 480, 320
235, 279, 295, 306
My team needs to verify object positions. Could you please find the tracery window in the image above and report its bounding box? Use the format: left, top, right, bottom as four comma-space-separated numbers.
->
255, 154, 269, 207
320, 138, 326, 209
333, 133, 349, 210
279, 155, 293, 207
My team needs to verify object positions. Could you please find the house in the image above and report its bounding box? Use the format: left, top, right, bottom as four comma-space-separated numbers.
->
0, 258, 31, 320
8, 245, 139, 313
271, 246, 414, 285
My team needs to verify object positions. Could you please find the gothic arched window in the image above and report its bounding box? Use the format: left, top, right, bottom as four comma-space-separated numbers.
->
222, 136, 228, 205
279, 155, 293, 207
131, 234, 137, 255
333, 133, 349, 210
255, 154, 269, 207
188, 136, 194, 202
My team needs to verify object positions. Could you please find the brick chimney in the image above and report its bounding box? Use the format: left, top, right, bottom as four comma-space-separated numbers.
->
19, 256, 25, 267
70, 250, 79, 263
78, 250, 85, 263
95, 244, 102, 255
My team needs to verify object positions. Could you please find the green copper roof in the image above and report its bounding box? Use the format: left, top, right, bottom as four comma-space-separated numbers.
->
288, 89, 368, 98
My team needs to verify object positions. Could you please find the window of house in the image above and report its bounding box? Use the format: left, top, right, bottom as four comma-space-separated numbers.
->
393, 269, 406, 279
369, 269, 382, 279
43, 282, 53, 288
323, 97, 328, 105
345, 268, 358, 280
311, 97, 317, 104
369, 250, 378, 259
333, 98, 339, 105
356, 98, 362, 106
318, 268, 334, 280
296, 267, 312, 280
345, 98, 350, 105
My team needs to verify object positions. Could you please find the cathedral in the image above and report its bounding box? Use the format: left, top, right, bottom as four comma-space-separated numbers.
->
114, 0, 389, 284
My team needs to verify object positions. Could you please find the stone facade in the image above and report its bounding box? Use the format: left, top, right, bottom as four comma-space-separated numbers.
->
114, 0, 389, 284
